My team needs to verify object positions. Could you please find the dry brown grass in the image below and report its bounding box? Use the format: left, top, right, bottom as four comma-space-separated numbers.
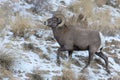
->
77, 74, 88, 80
25, 0, 52, 14
67, 0, 95, 17
66, 0, 120, 36
10, 15, 33, 37
52, 71, 88, 80
116, 0, 120, 4
109, 72, 120, 80
26, 73, 43, 80
0, 65, 18, 80
0, 2, 13, 32
67, 14, 88, 27
95, 0, 107, 7
104, 39, 120, 55
33, 48, 50, 60
87, 8, 118, 36
0, 48, 15, 70
26, 69, 50, 80
63, 61, 71, 69
10, 14, 47, 38
52, 69, 88, 80
0, 18, 4, 31
67, 1, 81, 14
52, 76, 62, 80
53, 69, 76, 80
61, 69, 76, 80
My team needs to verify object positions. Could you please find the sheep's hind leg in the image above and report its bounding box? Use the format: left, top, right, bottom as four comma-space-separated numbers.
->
95, 52, 110, 74
82, 50, 94, 71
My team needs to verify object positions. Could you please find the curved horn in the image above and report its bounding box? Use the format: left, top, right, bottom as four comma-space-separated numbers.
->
53, 14, 66, 27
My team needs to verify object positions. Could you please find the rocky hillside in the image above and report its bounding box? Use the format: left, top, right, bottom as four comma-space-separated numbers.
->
0, 0, 120, 80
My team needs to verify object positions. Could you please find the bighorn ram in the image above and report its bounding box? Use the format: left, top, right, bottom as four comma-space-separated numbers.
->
44, 14, 110, 73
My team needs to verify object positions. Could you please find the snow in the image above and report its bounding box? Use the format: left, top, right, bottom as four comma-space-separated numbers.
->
109, 57, 120, 71
105, 35, 120, 41
0, 0, 120, 80
0, 0, 7, 5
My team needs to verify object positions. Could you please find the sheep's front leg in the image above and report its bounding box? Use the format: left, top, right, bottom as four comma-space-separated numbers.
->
57, 47, 66, 66
68, 51, 73, 61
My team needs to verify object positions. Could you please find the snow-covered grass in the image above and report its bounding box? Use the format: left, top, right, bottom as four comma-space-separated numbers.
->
10, 14, 34, 37
67, 0, 120, 36
0, 28, 119, 80
0, 0, 120, 80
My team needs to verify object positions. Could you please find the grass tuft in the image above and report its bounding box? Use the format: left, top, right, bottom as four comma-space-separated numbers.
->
0, 2, 13, 33
10, 14, 33, 37
26, 73, 43, 80
0, 48, 15, 70
66, 0, 120, 36
61, 69, 76, 80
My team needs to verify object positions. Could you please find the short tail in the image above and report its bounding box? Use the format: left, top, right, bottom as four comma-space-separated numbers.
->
100, 47, 103, 52
97, 32, 105, 52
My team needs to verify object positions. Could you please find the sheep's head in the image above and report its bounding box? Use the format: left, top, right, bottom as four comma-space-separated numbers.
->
44, 14, 65, 28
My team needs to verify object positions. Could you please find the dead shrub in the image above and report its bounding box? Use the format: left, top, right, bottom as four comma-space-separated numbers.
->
25, 0, 33, 4
33, 70, 50, 74
29, 0, 52, 14
0, 49, 15, 70
0, 65, 18, 80
34, 49, 50, 61
10, 15, 33, 37
63, 61, 71, 69
53, 73, 88, 80
61, 69, 76, 80
26, 73, 43, 80
0, 2, 13, 33
67, 1, 81, 14
67, 14, 88, 28
106, 0, 120, 8
40, 54, 50, 60
109, 73, 120, 80
66, 0, 120, 36
95, 0, 107, 7
23, 43, 34, 50
26, 69, 50, 80
0, 18, 4, 31
52, 76, 62, 80
71, 58, 81, 67
68, 0, 95, 17
77, 74, 88, 80
87, 8, 115, 36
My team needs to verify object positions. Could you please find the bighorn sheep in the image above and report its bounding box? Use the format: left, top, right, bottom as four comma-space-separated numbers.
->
44, 14, 110, 73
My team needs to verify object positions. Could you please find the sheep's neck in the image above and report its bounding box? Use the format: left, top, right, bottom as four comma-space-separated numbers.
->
52, 24, 68, 34
52, 24, 68, 42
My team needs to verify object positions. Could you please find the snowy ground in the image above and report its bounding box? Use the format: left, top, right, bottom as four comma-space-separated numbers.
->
1, 29, 120, 80
0, 0, 120, 80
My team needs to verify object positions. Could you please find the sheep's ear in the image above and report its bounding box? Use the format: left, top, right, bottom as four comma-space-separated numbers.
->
57, 18, 62, 24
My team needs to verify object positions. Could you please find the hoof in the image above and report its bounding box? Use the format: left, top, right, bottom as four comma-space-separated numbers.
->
106, 69, 110, 74
57, 59, 61, 66
81, 68, 86, 73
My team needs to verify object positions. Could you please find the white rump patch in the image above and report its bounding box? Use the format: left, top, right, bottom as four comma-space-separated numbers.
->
97, 32, 105, 52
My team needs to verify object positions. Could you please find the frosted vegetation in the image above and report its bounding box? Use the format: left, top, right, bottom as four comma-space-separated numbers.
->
0, 0, 120, 80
